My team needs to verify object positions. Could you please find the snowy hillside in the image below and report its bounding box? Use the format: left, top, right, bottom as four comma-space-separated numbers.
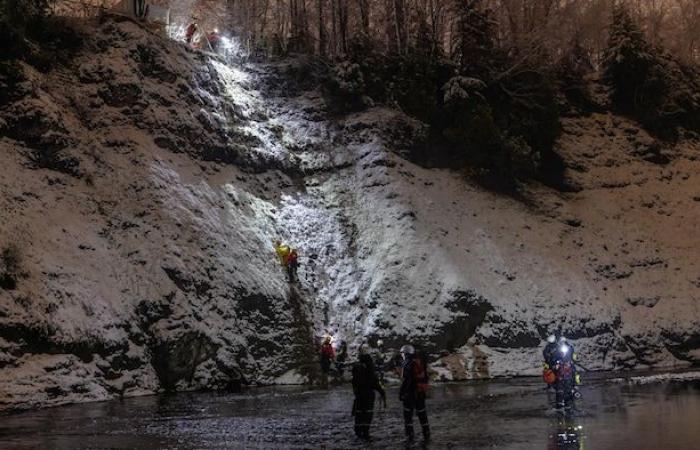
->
1, 17, 699, 411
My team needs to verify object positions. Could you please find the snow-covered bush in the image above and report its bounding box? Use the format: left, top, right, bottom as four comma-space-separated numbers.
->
556, 35, 594, 114
327, 61, 367, 111
603, 5, 700, 136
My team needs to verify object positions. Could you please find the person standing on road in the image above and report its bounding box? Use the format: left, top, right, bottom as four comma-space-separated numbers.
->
399, 344, 430, 441
351, 351, 386, 441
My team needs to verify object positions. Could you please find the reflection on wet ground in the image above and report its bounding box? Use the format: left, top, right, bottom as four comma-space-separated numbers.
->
1, 376, 700, 449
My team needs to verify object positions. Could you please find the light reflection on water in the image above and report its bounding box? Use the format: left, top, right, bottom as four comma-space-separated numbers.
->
1, 378, 699, 449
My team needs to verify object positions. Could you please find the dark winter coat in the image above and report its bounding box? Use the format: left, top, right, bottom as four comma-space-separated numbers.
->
543, 342, 558, 367
352, 354, 385, 402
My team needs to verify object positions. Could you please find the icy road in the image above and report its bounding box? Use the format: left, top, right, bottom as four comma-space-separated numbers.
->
1, 372, 700, 449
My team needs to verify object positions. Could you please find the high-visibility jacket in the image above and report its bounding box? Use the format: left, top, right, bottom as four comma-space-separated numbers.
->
275, 244, 291, 266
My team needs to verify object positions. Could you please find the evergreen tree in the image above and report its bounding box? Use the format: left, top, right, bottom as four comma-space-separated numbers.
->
602, 5, 658, 111
452, 0, 498, 79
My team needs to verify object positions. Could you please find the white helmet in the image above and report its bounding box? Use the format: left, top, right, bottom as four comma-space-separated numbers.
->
377, 339, 384, 347
400, 344, 415, 355
547, 335, 556, 344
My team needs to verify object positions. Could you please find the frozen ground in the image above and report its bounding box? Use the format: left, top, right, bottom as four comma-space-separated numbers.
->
1, 17, 700, 411
1, 373, 700, 449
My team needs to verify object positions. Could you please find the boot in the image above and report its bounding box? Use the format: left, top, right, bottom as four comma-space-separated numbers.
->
405, 426, 415, 441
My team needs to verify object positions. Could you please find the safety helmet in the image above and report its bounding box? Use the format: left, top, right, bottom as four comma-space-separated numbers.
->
400, 344, 415, 355
323, 336, 332, 344
559, 336, 567, 344
377, 339, 384, 347
547, 335, 556, 344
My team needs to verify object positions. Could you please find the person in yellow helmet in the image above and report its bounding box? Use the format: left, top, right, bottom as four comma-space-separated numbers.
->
274, 240, 291, 265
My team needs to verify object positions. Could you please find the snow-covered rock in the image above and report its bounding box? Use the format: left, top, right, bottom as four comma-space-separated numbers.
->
1, 18, 699, 411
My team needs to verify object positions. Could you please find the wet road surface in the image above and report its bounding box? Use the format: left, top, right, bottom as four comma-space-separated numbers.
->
2, 375, 700, 449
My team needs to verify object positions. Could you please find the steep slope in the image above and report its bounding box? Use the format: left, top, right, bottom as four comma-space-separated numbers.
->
1, 18, 699, 411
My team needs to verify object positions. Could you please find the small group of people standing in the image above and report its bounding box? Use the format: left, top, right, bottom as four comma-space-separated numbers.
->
323, 338, 431, 442
273, 240, 300, 282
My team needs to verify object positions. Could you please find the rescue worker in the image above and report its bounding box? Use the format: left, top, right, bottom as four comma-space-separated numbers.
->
543, 334, 558, 367
352, 351, 386, 440
335, 340, 348, 377
185, 21, 197, 44
554, 337, 580, 408
542, 334, 558, 387
273, 240, 291, 273
373, 339, 386, 383
399, 344, 430, 441
319, 336, 335, 386
287, 249, 299, 282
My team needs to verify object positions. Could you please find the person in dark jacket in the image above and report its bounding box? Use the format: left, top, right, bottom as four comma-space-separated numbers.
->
352, 352, 386, 440
287, 249, 299, 282
543, 334, 558, 367
335, 340, 348, 377
399, 344, 430, 441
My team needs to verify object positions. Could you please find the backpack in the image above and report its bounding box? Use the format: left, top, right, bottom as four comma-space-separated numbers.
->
543, 367, 557, 385
413, 357, 429, 394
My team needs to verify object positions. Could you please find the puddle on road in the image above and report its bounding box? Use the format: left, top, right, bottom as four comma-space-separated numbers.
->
1, 377, 700, 449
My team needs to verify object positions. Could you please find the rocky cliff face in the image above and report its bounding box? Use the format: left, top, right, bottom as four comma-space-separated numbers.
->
1, 17, 699, 411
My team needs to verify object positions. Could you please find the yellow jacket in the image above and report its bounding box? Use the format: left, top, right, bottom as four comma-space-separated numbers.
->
275, 243, 291, 266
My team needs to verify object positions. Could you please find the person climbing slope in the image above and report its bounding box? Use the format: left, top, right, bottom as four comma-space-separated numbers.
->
273, 239, 291, 272
287, 248, 299, 282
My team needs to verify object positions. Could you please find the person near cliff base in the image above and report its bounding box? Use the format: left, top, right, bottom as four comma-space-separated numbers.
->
542, 334, 558, 387
335, 340, 348, 377
399, 344, 430, 441
320, 336, 335, 383
352, 350, 386, 441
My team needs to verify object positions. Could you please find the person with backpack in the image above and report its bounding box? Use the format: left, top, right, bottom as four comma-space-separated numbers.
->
542, 334, 558, 387
399, 344, 430, 441
351, 350, 386, 440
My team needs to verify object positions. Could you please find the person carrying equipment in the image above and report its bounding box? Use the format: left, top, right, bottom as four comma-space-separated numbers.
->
351, 351, 386, 441
542, 334, 558, 387
553, 337, 582, 408
399, 344, 430, 441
